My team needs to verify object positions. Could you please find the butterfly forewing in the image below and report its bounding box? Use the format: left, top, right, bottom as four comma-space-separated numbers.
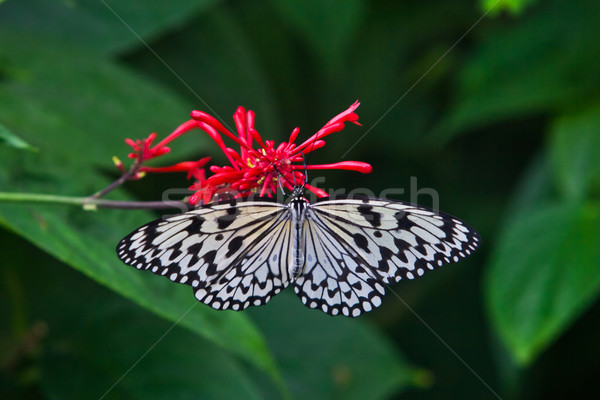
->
310, 198, 479, 281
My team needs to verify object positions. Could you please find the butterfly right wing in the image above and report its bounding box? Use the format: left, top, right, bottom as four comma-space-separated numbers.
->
116, 200, 293, 311
293, 197, 479, 317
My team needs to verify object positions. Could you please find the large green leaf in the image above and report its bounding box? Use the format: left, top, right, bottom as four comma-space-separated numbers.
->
549, 103, 600, 201
250, 293, 417, 400
436, 0, 600, 140
0, 0, 219, 53
0, 30, 280, 383
1, 234, 263, 400
486, 202, 600, 364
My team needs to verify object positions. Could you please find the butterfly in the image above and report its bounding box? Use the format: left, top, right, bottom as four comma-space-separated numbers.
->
116, 189, 479, 317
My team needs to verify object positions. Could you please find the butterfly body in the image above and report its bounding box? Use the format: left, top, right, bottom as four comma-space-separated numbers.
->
290, 196, 309, 278
117, 194, 479, 317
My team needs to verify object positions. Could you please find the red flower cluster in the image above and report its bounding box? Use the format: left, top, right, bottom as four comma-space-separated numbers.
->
123, 102, 371, 205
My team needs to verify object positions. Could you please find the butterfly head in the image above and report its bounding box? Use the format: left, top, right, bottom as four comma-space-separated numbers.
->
290, 184, 305, 200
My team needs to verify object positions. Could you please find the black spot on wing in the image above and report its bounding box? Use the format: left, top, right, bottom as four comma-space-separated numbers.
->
394, 211, 412, 229
377, 247, 394, 273
353, 233, 370, 253
217, 207, 240, 229
226, 205, 238, 215
357, 204, 382, 228
186, 215, 206, 231
204, 250, 218, 276
226, 236, 244, 258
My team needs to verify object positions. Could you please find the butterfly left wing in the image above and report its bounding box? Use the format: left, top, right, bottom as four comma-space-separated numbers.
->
294, 197, 479, 317
117, 200, 293, 311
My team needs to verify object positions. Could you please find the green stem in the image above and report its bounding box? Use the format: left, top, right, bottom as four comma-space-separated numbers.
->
0, 192, 188, 210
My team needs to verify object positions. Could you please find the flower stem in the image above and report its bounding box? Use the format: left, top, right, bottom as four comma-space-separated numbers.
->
89, 156, 143, 200
0, 192, 187, 210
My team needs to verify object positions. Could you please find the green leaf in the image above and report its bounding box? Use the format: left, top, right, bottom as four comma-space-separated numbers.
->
0, 30, 280, 384
482, 0, 538, 15
436, 0, 600, 140
0, 122, 37, 151
1, 236, 264, 400
486, 202, 600, 364
503, 151, 558, 221
549, 103, 600, 200
0, 0, 220, 53
250, 294, 417, 400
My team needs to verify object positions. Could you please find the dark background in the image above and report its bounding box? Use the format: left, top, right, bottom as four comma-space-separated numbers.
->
1, 0, 600, 399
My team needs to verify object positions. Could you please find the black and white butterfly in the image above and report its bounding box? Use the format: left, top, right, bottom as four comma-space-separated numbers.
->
116, 190, 479, 317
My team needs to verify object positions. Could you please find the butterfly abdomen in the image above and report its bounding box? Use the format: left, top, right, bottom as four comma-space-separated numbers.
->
289, 196, 309, 278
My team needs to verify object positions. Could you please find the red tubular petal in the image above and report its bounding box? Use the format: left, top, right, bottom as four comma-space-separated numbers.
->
125, 138, 139, 150
197, 122, 240, 170
246, 110, 255, 144
276, 141, 287, 152
233, 106, 246, 137
148, 147, 171, 159
300, 140, 326, 154
203, 188, 214, 204
259, 177, 271, 197
326, 100, 361, 127
139, 157, 212, 175
305, 183, 329, 197
189, 191, 202, 205
233, 107, 251, 161
191, 109, 252, 151
153, 120, 200, 149
289, 127, 300, 144
244, 167, 265, 177
146, 132, 157, 144
191, 110, 230, 134
250, 128, 267, 151
225, 147, 243, 164
189, 165, 207, 181
292, 102, 361, 154
293, 122, 345, 154
299, 161, 372, 173
140, 162, 194, 173
204, 170, 245, 186
196, 156, 211, 167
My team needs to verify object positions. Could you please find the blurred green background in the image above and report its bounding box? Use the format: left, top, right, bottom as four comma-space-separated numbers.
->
2, 0, 600, 399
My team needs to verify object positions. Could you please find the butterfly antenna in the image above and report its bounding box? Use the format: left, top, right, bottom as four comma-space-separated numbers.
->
271, 163, 291, 200
292, 162, 298, 188
277, 174, 288, 198
301, 151, 308, 189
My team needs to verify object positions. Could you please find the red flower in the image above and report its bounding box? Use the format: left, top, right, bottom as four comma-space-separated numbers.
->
125, 120, 202, 161
188, 101, 372, 205
123, 120, 207, 179
119, 102, 372, 206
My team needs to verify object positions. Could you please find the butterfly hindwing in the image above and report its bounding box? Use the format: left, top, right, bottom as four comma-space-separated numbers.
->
116, 200, 291, 311
294, 212, 386, 317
